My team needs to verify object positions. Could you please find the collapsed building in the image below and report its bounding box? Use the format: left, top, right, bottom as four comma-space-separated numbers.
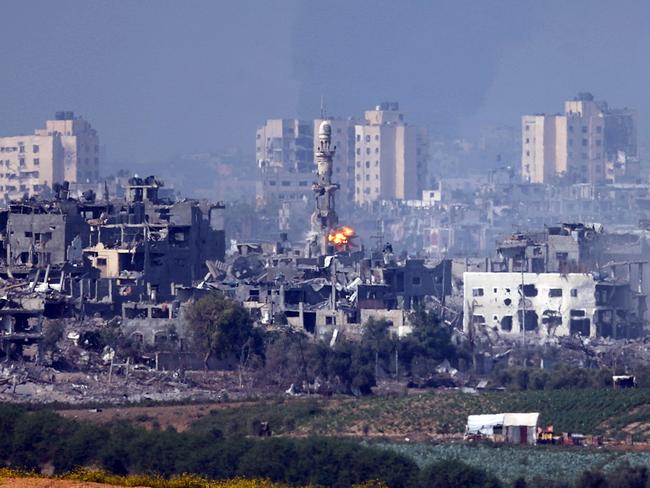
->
463, 223, 646, 339
201, 243, 451, 339
0, 124, 451, 365
82, 176, 225, 312
198, 122, 452, 340
0, 176, 225, 361
464, 271, 644, 338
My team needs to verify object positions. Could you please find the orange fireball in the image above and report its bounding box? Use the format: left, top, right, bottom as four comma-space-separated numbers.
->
327, 225, 356, 248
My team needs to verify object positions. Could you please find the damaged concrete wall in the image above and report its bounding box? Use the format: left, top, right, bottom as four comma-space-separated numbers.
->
463, 272, 600, 337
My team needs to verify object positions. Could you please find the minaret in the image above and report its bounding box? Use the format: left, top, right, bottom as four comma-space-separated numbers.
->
311, 120, 339, 255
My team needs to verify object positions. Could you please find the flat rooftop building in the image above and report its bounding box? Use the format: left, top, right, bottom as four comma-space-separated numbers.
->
0, 112, 99, 202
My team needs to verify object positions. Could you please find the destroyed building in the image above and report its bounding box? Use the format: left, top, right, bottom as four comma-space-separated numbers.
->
463, 223, 647, 339
81, 176, 226, 311
0, 175, 226, 361
463, 271, 644, 338
196, 121, 452, 340
494, 223, 605, 273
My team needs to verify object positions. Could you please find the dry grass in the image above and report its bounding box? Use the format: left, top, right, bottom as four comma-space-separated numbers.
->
0, 469, 387, 488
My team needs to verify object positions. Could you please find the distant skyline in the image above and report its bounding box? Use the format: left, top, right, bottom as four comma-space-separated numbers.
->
2, 0, 649, 169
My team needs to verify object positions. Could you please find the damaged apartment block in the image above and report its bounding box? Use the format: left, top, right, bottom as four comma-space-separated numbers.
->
464, 223, 646, 339
200, 237, 452, 340
81, 176, 225, 315
0, 176, 226, 362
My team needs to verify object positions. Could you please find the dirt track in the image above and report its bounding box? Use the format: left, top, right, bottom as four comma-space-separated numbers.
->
57, 401, 241, 432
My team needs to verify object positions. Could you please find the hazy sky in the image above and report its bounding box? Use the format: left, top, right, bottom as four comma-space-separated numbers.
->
2, 0, 649, 169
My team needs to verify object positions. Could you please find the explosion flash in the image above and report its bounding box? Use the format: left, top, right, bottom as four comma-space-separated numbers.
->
327, 225, 356, 249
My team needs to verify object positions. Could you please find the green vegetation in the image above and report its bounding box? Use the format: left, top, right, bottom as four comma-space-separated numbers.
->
182, 300, 461, 395
362, 311, 462, 383
0, 404, 419, 487
375, 443, 650, 485
190, 399, 324, 437
185, 293, 263, 370
490, 366, 613, 391
186, 389, 650, 439
6, 403, 650, 487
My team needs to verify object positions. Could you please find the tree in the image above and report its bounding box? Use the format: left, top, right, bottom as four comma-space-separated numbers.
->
575, 470, 607, 488
419, 459, 501, 488
399, 309, 458, 377
361, 318, 395, 379
185, 293, 261, 370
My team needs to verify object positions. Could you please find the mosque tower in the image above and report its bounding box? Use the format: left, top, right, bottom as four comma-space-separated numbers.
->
311, 120, 339, 255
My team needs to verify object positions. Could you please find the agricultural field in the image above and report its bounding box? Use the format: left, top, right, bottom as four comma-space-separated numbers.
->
59, 388, 650, 441
188, 388, 650, 440
373, 442, 650, 484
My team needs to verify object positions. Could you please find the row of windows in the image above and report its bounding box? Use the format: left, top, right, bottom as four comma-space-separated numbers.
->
356, 134, 381, 143
525, 149, 603, 161
356, 186, 380, 194
356, 160, 380, 168
356, 174, 380, 181
0, 171, 41, 179
0, 144, 40, 153
472, 287, 579, 298
524, 138, 602, 147
525, 125, 603, 134
357, 147, 380, 155
569, 125, 602, 134
0, 184, 40, 192
268, 180, 311, 187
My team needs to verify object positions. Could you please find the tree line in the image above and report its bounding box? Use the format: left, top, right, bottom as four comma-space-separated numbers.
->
183, 293, 464, 395
2, 404, 650, 488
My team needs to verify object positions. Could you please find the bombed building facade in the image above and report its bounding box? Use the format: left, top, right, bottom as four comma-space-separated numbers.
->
200, 122, 452, 340
463, 223, 647, 339
0, 176, 225, 361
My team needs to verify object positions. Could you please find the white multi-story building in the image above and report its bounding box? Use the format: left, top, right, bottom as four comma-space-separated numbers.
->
354, 102, 428, 204
463, 271, 641, 338
0, 112, 99, 201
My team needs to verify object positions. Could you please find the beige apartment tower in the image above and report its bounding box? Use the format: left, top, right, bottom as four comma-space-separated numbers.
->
354, 102, 428, 204
522, 94, 612, 184
521, 115, 567, 183
0, 112, 99, 202
35, 112, 100, 183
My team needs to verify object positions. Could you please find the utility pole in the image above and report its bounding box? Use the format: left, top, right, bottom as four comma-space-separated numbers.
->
521, 257, 526, 367
395, 346, 399, 380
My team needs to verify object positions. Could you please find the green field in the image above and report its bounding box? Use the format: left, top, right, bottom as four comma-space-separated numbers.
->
189, 389, 650, 440
373, 442, 650, 484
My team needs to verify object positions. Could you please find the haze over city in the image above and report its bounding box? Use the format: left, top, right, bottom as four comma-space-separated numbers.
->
3, 3, 650, 488
2, 0, 650, 167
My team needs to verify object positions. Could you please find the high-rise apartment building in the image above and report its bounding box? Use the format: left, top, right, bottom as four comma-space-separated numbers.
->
602, 106, 638, 159
522, 94, 636, 185
564, 95, 606, 184
521, 115, 567, 184
354, 102, 428, 205
256, 119, 314, 204
35, 111, 100, 183
256, 119, 314, 172
0, 112, 99, 202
